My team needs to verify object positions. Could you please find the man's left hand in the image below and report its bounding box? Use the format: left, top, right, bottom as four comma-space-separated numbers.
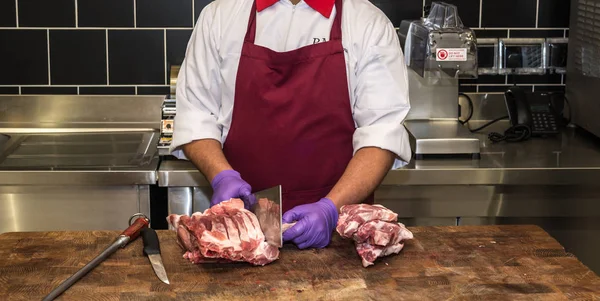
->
281, 198, 339, 249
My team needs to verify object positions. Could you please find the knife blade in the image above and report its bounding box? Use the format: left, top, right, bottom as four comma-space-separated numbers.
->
141, 227, 170, 285
251, 185, 283, 248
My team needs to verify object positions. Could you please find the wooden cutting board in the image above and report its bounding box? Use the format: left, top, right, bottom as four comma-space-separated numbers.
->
0, 225, 599, 300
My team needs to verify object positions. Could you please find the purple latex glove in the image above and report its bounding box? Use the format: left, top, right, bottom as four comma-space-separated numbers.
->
282, 198, 339, 249
210, 170, 256, 209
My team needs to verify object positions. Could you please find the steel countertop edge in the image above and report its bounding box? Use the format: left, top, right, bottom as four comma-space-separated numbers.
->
158, 126, 600, 186
0, 158, 159, 185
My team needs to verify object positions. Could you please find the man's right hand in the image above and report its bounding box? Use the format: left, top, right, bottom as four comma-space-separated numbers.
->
210, 170, 255, 209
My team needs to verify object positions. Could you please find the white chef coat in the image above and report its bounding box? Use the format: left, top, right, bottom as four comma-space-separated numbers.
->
171, 0, 412, 168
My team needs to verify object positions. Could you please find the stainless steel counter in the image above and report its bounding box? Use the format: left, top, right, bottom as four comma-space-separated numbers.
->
0, 131, 159, 185
158, 124, 600, 187
155, 97, 600, 274
0, 95, 164, 233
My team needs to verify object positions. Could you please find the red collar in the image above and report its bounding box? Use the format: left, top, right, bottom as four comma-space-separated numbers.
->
256, 0, 335, 18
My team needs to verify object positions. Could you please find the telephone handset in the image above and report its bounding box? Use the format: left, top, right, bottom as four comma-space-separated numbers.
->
503, 87, 560, 136
504, 86, 532, 127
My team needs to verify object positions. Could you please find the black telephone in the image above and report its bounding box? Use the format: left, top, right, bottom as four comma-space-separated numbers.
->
504, 87, 560, 136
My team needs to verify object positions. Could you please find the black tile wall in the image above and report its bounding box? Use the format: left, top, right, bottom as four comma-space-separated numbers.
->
0, 0, 571, 94
458, 86, 477, 93
50, 30, 106, 85
510, 29, 565, 38
462, 75, 507, 85
21, 86, 78, 94
0, 87, 19, 94
371, 0, 423, 26
535, 85, 566, 92
507, 74, 562, 85
0, 30, 48, 85
482, 0, 537, 28
79, 87, 136, 95
425, 0, 480, 27
18, 0, 75, 27
108, 30, 165, 85
538, 0, 571, 28
78, 0, 135, 27
0, 0, 16, 27
137, 0, 193, 28
474, 29, 508, 38
479, 85, 533, 93
194, 0, 214, 22
167, 30, 193, 67
138, 86, 171, 95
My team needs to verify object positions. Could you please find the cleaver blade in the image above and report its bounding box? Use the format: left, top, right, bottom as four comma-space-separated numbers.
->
250, 185, 283, 248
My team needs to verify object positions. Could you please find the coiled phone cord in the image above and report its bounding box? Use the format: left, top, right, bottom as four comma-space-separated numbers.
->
487, 124, 532, 142
467, 115, 532, 143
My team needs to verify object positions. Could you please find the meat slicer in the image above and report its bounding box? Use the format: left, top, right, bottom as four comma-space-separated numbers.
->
398, 2, 480, 159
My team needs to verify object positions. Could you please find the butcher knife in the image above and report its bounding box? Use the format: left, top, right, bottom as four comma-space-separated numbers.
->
42, 214, 150, 301
251, 185, 283, 248
141, 227, 170, 284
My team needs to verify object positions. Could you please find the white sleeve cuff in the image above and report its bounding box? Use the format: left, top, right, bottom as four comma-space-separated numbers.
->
169, 112, 222, 160
353, 123, 412, 168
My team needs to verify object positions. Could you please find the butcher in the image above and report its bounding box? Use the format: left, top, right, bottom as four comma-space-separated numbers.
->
171, 0, 411, 250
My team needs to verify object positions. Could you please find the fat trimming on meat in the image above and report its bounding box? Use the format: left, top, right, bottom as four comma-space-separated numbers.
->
167, 199, 279, 266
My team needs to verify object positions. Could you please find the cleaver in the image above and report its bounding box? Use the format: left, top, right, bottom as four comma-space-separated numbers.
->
250, 185, 283, 248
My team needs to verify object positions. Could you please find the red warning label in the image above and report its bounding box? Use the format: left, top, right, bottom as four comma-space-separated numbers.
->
436, 48, 467, 62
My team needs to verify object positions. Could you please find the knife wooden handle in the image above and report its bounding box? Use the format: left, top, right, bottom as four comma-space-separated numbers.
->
141, 227, 161, 255
121, 217, 149, 241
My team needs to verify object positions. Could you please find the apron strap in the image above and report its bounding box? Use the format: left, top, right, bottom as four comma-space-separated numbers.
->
330, 0, 343, 41
244, 0, 344, 44
244, 1, 258, 43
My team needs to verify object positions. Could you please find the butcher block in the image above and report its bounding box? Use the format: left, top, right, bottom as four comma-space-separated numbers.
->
1, 225, 599, 300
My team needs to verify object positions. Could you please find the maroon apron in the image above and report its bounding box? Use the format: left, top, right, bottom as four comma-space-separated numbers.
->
223, 0, 373, 213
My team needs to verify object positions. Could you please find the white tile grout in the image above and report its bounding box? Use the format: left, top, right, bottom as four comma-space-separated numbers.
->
0, 84, 173, 88
479, 0, 483, 28
1, 26, 568, 31
535, 0, 540, 28
457, 27, 568, 31
134, 0, 137, 28
507, 29, 511, 38
5, 83, 562, 88
0, 27, 194, 30
106, 29, 110, 85
47, 29, 51, 85
464, 83, 565, 86
15, 0, 19, 27
75, 0, 78, 28
422, 0, 426, 18
164, 29, 168, 85
3, 1, 566, 91
192, 0, 196, 24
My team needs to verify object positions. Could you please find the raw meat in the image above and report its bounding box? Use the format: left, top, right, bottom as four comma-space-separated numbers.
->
355, 242, 406, 267
167, 198, 279, 266
336, 204, 398, 238
336, 204, 413, 267
354, 220, 413, 246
